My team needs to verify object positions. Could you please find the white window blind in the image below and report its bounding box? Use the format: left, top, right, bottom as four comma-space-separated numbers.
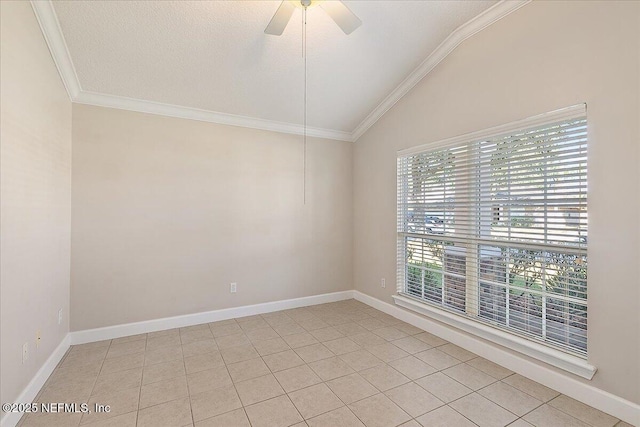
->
397, 106, 588, 357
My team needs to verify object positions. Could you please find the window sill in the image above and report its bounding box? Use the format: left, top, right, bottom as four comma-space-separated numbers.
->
392, 294, 597, 380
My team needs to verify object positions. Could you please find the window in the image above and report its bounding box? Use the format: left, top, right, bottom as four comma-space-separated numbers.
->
397, 106, 588, 357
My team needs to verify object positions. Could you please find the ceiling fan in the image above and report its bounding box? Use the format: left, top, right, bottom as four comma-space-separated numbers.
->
265, 0, 362, 35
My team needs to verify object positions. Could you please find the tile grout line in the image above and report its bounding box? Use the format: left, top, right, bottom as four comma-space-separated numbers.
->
82, 337, 116, 427
541, 397, 620, 427
132, 336, 147, 427
209, 317, 258, 427
258, 307, 368, 424
178, 328, 195, 427
472, 376, 548, 424
260, 312, 329, 425
257, 310, 313, 426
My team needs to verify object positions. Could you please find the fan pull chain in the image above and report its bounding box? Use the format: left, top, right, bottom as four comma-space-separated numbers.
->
303, 6, 307, 205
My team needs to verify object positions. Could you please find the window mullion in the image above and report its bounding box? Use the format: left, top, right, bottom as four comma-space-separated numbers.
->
463, 143, 479, 317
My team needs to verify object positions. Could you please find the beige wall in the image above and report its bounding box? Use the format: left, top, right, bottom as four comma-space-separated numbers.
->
70, 104, 352, 331
353, 0, 639, 404
0, 1, 72, 409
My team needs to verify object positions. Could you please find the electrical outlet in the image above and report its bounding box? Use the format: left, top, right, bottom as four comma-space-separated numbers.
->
230, 282, 237, 293
381, 278, 386, 288
58, 309, 62, 325
22, 342, 28, 364
36, 331, 41, 349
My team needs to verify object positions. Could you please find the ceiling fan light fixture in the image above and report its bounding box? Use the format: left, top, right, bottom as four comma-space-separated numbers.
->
290, 0, 322, 10
265, 0, 361, 36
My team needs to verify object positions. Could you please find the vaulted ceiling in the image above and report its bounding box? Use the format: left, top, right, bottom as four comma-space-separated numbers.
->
35, 1, 526, 141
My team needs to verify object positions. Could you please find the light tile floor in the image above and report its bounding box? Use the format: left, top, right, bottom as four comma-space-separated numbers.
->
17, 299, 631, 427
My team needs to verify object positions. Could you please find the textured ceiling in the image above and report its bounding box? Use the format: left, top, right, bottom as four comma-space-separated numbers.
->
52, 1, 496, 133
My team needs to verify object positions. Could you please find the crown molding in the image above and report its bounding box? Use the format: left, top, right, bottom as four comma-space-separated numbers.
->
31, 0, 529, 143
29, 0, 352, 141
350, 0, 531, 142
30, 0, 81, 99
74, 91, 354, 141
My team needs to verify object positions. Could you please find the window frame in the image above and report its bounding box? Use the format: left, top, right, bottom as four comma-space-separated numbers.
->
395, 104, 596, 379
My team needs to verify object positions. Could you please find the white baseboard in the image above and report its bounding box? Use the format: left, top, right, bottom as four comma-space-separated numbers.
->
0, 334, 71, 427
70, 290, 355, 345
353, 291, 640, 426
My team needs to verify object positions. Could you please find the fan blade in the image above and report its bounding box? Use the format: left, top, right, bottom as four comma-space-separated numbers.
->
320, 1, 362, 35
265, 1, 296, 35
